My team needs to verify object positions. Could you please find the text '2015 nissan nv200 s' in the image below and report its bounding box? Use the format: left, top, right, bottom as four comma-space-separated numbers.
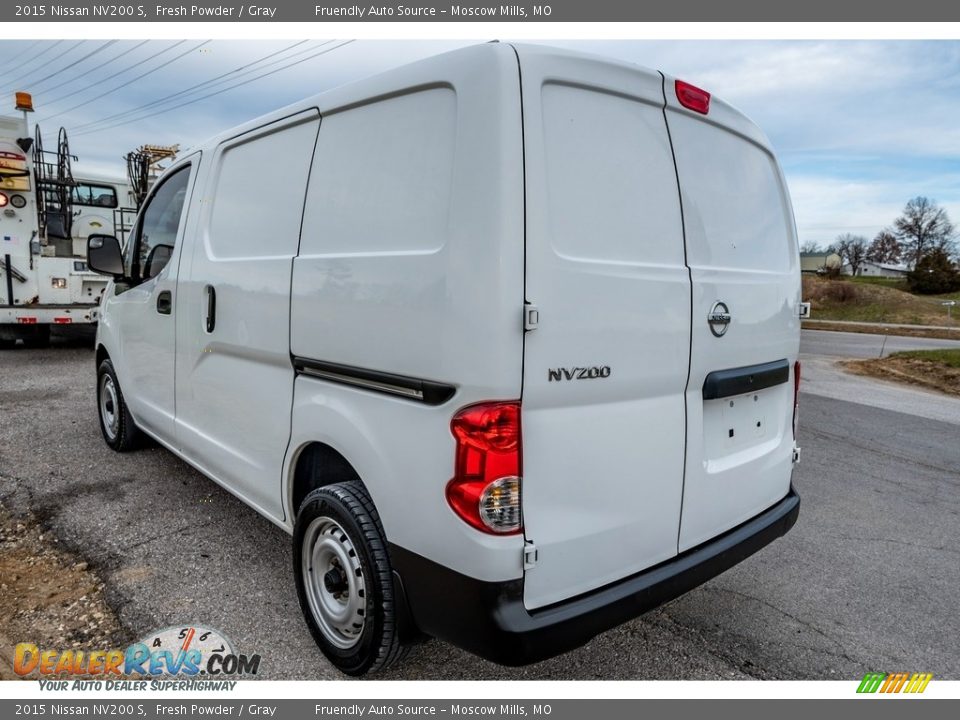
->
87, 43, 802, 676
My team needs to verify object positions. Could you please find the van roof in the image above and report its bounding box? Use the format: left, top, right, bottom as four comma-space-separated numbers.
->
187, 42, 772, 159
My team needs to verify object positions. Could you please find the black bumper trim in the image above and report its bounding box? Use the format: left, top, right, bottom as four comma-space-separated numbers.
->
389, 487, 799, 666
702, 358, 790, 400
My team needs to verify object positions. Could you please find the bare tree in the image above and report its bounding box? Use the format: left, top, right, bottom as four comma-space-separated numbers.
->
834, 233, 868, 276
800, 240, 822, 254
893, 196, 956, 266
866, 229, 901, 264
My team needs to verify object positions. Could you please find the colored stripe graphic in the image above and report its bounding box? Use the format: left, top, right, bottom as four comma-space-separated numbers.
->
857, 672, 886, 693
857, 672, 932, 694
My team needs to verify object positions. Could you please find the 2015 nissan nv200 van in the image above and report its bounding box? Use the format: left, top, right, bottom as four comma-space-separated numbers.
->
87, 42, 802, 675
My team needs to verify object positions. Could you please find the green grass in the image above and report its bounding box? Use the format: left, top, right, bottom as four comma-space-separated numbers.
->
849, 276, 909, 291
803, 275, 960, 326
889, 349, 960, 368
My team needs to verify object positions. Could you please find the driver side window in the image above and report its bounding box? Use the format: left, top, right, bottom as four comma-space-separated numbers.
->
126, 165, 191, 284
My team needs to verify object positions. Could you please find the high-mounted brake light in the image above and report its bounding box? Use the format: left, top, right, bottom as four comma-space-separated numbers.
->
675, 80, 710, 115
447, 401, 522, 535
792, 361, 801, 437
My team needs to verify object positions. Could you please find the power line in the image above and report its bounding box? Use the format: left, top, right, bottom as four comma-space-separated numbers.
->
6, 40, 85, 91
42, 40, 189, 108
3, 40, 61, 78
35, 41, 150, 99
44, 40, 211, 122
72, 40, 315, 132
74, 40, 355, 138
25, 41, 118, 92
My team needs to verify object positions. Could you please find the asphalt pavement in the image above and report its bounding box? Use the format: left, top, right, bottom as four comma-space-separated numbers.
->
800, 328, 960, 359
0, 328, 957, 680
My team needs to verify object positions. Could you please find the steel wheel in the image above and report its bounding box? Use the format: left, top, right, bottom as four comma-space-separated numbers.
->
96, 358, 142, 452
99, 373, 119, 442
301, 516, 366, 650
293, 482, 408, 675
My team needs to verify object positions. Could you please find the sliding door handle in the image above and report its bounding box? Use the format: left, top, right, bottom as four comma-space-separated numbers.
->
205, 285, 216, 333
156, 290, 172, 315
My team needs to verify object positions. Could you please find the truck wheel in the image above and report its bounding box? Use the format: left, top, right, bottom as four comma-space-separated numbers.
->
21, 325, 51, 349
96, 359, 142, 451
294, 482, 408, 676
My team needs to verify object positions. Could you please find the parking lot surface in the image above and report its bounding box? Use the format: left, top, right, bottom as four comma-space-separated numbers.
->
1, 329, 958, 679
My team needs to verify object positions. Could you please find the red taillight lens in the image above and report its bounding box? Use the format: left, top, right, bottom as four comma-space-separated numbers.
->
0, 192, 8, 208
447, 401, 522, 535
792, 361, 801, 437
675, 79, 711, 115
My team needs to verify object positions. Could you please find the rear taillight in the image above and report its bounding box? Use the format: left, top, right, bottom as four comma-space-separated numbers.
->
675, 79, 711, 115
447, 401, 522, 535
792, 361, 801, 437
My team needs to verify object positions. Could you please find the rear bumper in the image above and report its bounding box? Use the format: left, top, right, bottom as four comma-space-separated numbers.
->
0, 305, 98, 324
390, 487, 800, 666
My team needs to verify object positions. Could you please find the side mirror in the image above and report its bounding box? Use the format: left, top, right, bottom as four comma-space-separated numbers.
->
87, 234, 124, 277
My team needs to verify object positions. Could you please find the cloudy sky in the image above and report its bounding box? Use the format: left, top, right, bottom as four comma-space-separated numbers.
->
1, 38, 958, 248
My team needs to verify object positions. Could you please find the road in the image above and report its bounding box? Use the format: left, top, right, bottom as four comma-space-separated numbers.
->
0, 328, 958, 680
800, 328, 960, 359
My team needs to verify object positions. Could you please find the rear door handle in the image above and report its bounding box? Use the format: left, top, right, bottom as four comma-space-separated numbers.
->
156, 290, 172, 315
205, 285, 216, 333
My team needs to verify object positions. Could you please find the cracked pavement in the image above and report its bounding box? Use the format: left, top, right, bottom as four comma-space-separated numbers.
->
0, 328, 958, 679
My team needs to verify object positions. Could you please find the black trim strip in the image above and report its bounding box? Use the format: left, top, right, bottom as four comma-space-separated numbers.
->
292, 357, 456, 406
702, 358, 790, 400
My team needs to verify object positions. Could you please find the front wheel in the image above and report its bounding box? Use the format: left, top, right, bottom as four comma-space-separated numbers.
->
293, 482, 408, 675
96, 358, 142, 451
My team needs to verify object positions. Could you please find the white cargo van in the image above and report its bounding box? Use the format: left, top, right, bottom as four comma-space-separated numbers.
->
88, 43, 802, 675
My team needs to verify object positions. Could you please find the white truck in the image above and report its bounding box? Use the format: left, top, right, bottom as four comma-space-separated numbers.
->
86, 43, 803, 675
1, 100, 132, 348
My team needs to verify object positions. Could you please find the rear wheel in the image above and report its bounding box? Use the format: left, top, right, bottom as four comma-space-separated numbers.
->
0, 323, 28, 349
293, 482, 408, 675
97, 358, 142, 451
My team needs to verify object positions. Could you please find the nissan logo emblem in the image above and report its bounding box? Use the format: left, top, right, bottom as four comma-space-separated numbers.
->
708, 302, 731, 337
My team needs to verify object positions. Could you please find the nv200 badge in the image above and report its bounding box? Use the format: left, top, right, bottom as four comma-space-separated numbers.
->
547, 366, 612, 382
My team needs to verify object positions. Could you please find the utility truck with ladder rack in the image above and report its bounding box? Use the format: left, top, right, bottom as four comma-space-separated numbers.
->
0, 92, 132, 348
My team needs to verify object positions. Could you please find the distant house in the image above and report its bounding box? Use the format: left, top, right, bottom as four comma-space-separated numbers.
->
800, 252, 842, 274
858, 260, 910, 278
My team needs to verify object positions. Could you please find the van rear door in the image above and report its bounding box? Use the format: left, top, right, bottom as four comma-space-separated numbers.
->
662, 78, 801, 552
516, 47, 691, 610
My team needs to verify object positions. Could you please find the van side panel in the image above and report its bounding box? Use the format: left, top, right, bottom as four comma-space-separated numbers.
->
288, 44, 525, 582
663, 86, 801, 552
516, 47, 692, 610
175, 111, 321, 522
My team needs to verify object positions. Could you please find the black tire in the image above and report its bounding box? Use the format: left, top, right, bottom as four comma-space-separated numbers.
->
21, 324, 51, 349
0, 323, 17, 349
96, 358, 142, 451
293, 482, 408, 676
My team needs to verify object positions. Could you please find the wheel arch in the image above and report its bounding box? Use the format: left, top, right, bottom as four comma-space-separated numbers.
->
290, 442, 365, 520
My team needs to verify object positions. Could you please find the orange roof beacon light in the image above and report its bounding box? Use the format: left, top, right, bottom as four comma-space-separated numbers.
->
15, 92, 34, 112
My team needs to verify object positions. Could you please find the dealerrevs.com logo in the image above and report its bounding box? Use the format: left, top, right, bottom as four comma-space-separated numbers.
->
857, 672, 933, 694
15, 625, 261, 689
